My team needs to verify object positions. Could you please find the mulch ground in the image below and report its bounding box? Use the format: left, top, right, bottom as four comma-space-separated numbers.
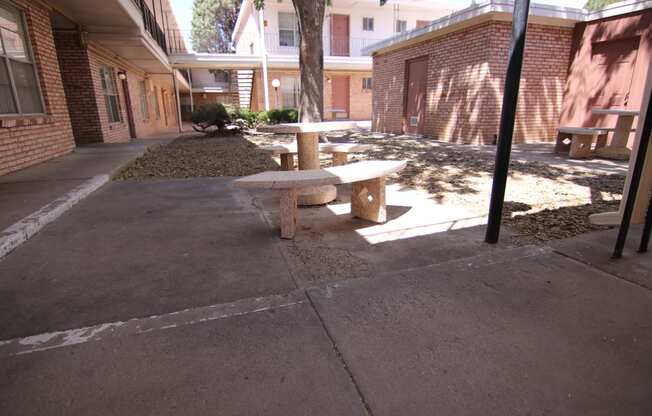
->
117, 130, 626, 244
115, 135, 279, 180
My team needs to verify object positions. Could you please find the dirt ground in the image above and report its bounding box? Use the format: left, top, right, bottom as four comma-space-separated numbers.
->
116, 130, 627, 244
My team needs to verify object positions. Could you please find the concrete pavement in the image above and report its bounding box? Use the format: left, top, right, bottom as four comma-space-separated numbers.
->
0, 177, 651, 415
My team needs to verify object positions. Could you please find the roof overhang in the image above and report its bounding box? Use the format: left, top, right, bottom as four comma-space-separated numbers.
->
267, 55, 372, 71
170, 53, 264, 69
364, 0, 591, 56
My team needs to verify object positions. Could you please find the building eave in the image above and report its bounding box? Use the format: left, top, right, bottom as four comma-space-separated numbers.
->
363, 0, 587, 56
266, 55, 372, 72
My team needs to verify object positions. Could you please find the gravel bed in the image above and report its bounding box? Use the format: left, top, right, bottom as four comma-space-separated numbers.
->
115, 135, 279, 180
248, 130, 626, 244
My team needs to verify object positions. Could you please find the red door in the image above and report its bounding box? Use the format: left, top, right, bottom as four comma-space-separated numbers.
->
404, 56, 428, 135
591, 37, 639, 107
331, 14, 349, 56
331, 76, 349, 119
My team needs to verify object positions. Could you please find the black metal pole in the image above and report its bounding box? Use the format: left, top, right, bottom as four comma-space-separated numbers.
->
638, 191, 652, 253
485, 0, 531, 244
613, 88, 652, 258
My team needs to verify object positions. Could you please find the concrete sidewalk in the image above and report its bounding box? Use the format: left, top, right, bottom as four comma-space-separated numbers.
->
0, 138, 172, 231
0, 178, 650, 415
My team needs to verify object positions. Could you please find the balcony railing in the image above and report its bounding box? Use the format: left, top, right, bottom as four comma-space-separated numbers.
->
132, 0, 168, 54
263, 31, 382, 57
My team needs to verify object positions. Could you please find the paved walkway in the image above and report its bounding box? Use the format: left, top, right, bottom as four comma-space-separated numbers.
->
0, 177, 650, 415
0, 138, 172, 231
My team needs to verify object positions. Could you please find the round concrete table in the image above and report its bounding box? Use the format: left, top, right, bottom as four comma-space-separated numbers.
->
257, 121, 369, 205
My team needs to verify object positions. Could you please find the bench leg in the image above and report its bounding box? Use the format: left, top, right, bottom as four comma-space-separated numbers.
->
280, 153, 295, 171
351, 177, 386, 223
555, 132, 572, 154
595, 133, 608, 150
279, 189, 297, 239
569, 134, 594, 159
332, 152, 348, 166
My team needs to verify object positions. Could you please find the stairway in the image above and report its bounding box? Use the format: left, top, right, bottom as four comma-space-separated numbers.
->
236, 70, 254, 110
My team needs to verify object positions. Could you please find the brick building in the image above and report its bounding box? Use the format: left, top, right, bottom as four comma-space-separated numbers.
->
0, 0, 188, 176
368, 0, 652, 144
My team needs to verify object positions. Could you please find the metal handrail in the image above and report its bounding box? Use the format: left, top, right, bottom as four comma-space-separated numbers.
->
132, 0, 168, 55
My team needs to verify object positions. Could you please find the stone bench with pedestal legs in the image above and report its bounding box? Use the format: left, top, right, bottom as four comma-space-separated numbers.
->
233, 160, 407, 239
555, 127, 614, 158
259, 143, 373, 170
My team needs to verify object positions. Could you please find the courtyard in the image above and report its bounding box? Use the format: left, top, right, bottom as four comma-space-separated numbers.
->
0, 132, 651, 413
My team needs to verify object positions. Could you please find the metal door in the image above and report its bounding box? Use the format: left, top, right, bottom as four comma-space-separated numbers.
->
331, 15, 350, 57
331, 76, 349, 119
591, 37, 639, 107
404, 56, 428, 135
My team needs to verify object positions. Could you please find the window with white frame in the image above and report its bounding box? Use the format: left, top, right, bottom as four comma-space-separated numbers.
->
362, 17, 374, 31
362, 77, 372, 90
99, 66, 121, 123
139, 80, 149, 121
0, 2, 44, 115
210, 69, 230, 84
278, 12, 298, 47
395, 20, 407, 33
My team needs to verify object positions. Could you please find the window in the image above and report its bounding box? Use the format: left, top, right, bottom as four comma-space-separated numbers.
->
362, 77, 372, 90
362, 17, 374, 31
99, 66, 121, 123
0, 3, 44, 115
210, 69, 230, 84
153, 87, 161, 120
139, 80, 149, 121
395, 20, 407, 33
278, 12, 298, 47
281, 76, 299, 108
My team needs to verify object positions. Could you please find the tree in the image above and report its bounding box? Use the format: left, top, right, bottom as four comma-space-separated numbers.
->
584, 0, 619, 10
191, 0, 242, 53
253, 0, 384, 122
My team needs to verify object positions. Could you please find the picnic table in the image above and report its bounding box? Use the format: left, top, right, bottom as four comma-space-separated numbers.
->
592, 108, 639, 160
588, 108, 640, 225
257, 120, 370, 205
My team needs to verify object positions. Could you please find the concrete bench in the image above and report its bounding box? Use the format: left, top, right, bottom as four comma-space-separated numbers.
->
234, 160, 407, 239
259, 143, 373, 170
555, 127, 613, 158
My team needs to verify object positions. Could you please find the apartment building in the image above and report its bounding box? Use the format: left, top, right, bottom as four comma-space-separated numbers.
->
368, 0, 652, 144
229, 0, 458, 120
0, 0, 188, 175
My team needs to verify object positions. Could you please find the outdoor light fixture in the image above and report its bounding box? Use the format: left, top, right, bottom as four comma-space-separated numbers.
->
117, 71, 127, 80
271, 78, 281, 90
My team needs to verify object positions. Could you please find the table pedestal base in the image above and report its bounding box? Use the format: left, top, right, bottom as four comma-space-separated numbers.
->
298, 185, 337, 206
589, 211, 620, 226
594, 146, 631, 160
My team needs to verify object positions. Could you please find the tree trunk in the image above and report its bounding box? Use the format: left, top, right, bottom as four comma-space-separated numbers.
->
293, 0, 325, 123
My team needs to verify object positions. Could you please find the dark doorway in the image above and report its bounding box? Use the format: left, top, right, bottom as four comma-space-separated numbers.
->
120, 72, 137, 139
404, 56, 428, 135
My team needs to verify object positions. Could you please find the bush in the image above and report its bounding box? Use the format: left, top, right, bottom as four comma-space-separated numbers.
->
191, 103, 231, 135
266, 108, 298, 124
230, 108, 269, 129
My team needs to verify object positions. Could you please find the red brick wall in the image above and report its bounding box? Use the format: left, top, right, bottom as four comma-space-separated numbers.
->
0, 0, 75, 176
372, 20, 573, 144
53, 30, 103, 144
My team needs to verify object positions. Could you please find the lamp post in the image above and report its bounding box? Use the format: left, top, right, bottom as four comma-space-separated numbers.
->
272, 78, 281, 108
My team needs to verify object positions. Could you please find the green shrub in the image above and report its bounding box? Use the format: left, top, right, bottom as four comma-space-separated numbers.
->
266, 108, 298, 124
191, 103, 231, 135
230, 108, 269, 129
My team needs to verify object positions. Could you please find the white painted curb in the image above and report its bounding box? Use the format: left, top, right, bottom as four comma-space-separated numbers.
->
0, 174, 109, 260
